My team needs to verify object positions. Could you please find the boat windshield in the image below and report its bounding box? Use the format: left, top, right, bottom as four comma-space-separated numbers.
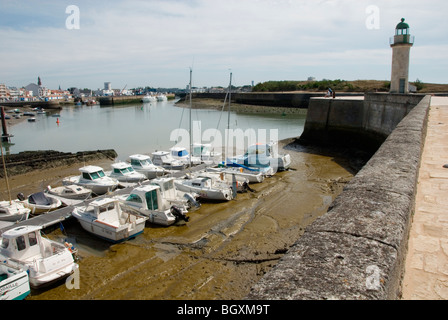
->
1, 238, 9, 249
90, 170, 105, 180
173, 149, 189, 157
141, 159, 152, 166
126, 194, 142, 203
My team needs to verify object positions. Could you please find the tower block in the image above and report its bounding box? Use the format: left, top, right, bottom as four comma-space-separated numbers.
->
390, 18, 414, 94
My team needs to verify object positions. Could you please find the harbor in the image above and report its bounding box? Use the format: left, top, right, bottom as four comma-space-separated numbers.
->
0, 138, 368, 300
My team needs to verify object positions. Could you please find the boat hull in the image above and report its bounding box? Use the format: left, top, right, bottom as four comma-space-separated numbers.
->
73, 211, 146, 243
0, 267, 30, 300
174, 181, 233, 201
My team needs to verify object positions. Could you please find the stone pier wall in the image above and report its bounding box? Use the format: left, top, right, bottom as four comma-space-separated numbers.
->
247, 95, 431, 300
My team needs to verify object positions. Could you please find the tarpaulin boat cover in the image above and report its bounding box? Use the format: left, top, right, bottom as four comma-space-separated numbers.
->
28, 192, 52, 205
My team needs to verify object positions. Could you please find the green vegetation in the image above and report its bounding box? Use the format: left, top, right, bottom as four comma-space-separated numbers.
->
252, 79, 392, 92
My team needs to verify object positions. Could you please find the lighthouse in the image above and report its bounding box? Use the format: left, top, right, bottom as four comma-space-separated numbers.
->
390, 18, 414, 94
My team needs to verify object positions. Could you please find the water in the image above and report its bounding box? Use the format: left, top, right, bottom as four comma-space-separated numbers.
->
5, 99, 306, 160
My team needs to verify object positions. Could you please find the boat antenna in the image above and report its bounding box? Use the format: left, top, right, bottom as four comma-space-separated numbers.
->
226, 71, 232, 162
189, 67, 193, 169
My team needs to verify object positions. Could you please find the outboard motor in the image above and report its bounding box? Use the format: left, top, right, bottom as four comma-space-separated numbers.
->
184, 193, 200, 209
170, 205, 189, 222
242, 181, 255, 193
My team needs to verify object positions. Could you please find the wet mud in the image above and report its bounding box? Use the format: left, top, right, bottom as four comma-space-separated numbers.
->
10, 139, 370, 300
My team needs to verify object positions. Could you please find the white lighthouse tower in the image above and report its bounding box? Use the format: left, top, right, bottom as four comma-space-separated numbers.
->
390, 18, 414, 94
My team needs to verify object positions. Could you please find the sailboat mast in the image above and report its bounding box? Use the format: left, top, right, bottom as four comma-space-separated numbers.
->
226, 72, 232, 160
0, 140, 12, 204
189, 68, 193, 169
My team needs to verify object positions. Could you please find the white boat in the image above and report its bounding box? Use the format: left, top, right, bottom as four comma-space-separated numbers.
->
142, 95, 157, 103
193, 171, 249, 193
0, 225, 78, 288
0, 200, 30, 222
18, 191, 62, 215
206, 166, 265, 184
192, 143, 221, 164
62, 165, 119, 195
151, 177, 200, 209
170, 147, 202, 166
226, 142, 291, 174
174, 175, 234, 202
129, 154, 166, 179
151, 151, 186, 171
115, 184, 189, 226
72, 198, 147, 243
0, 261, 30, 300
46, 185, 92, 200
156, 94, 167, 101
107, 161, 147, 183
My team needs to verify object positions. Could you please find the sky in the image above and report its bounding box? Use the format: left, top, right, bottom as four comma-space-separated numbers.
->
1, 0, 447, 90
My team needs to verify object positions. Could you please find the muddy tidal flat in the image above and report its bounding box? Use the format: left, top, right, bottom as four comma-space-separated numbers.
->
2, 138, 371, 300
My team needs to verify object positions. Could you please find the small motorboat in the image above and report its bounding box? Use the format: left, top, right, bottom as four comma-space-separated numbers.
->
72, 198, 147, 243
115, 184, 189, 226
151, 177, 200, 210
192, 171, 250, 193
0, 261, 31, 300
107, 161, 147, 183
226, 142, 291, 174
142, 94, 157, 103
129, 154, 166, 179
0, 200, 31, 222
170, 147, 202, 166
0, 225, 78, 288
174, 175, 234, 202
46, 185, 92, 200
156, 94, 167, 101
192, 143, 221, 164
206, 165, 265, 184
18, 191, 62, 215
62, 165, 119, 196
151, 151, 185, 171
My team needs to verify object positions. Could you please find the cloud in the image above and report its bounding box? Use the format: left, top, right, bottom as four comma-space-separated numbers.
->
1, 0, 447, 89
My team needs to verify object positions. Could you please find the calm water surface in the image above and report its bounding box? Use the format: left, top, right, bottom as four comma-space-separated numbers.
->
6, 99, 305, 160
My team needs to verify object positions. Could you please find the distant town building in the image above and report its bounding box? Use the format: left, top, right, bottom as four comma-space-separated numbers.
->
24, 83, 40, 97
0, 84, 7, 101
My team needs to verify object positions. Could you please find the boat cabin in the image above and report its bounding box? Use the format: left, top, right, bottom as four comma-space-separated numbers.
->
129, 154, 154, 168
152, 151, 171, 163
80, 166, 107, 181
170, 147, 189, 159
124, 185, 162, 211
151, 177, 176, 198
86, 198, 122, 222
112, 162, 136, 175
191, 177, 212, 188
0, 226, 44, 261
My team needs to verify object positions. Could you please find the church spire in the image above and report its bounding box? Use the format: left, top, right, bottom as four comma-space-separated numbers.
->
38, 76, 41, 86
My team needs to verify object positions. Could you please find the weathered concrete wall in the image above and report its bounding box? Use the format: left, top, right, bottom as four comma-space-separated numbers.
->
179, 92, 364, 108
299, 93, 425, 151
246, 95, 431, 300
